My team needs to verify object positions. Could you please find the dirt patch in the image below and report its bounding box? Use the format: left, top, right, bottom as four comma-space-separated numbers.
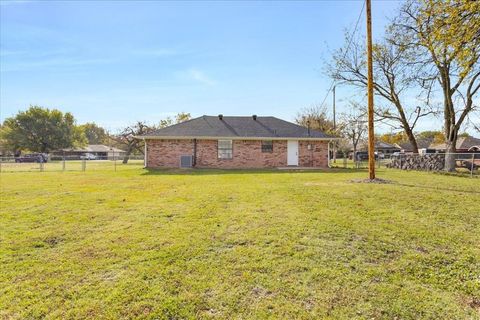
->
251, 286, 273, 299
350, 178, 394, 184
467, 296, 480, 311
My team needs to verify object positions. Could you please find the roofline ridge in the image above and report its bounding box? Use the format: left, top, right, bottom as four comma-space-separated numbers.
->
145, 115, 204, 136
272, 117, 336, 138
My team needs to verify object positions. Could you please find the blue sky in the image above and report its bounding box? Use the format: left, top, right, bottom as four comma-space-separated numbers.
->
1, 0, 415, 132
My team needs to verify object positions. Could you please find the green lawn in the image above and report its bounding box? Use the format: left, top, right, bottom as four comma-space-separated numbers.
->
1, 165, 479, 319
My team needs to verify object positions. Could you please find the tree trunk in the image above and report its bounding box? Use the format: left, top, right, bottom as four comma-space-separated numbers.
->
123, 145, 133, 164
443, 81, 457, 172
406, 130, 419, 154
400, 119, 419, 153
444, 138, 457, 172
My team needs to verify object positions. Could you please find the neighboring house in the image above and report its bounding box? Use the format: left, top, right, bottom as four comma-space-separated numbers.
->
137, 115, 339, 169
396, 138, 434, 154
54, 144, 126, 159
430, 136, 480, 153
354, 141, 400, 156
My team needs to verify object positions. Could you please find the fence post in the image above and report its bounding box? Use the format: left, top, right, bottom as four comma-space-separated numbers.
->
472, 153, 475, 178
40, 161, 44, 172
114, 151, 117, 172
62, 153, 66, 172
82, 159, 86, 172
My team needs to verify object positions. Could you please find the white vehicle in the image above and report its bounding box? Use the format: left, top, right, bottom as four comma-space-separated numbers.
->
80, 153, 97, 160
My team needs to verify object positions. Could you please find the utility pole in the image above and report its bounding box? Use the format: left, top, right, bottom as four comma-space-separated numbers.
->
366, 0, 375, 180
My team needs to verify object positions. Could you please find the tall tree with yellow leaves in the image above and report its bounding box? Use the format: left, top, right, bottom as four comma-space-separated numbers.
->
393, 0, 480, 171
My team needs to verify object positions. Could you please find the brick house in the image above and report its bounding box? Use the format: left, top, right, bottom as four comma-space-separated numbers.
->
138, 115, 339, 169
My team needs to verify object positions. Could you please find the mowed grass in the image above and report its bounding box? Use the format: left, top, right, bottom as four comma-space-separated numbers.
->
0, 164, 479, 319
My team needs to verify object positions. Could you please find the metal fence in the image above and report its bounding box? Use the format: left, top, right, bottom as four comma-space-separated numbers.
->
330, 152, 480, 178
0, 155, 145, 173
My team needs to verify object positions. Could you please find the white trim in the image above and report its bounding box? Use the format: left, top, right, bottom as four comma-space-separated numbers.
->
136, 135, 340, 141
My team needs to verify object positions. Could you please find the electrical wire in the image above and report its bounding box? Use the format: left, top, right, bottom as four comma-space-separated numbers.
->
319, 0, 366, 109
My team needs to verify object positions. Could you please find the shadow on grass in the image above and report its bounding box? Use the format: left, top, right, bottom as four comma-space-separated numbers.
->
141, 167, 368, 176
394, 182, 480, 194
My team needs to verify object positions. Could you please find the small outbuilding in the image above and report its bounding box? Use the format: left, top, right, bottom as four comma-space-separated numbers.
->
54, 144, 126, 159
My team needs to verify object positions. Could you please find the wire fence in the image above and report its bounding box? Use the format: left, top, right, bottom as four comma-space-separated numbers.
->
2, 152, 479, 177
330, 152, 480, 178
0, 155, 145, 173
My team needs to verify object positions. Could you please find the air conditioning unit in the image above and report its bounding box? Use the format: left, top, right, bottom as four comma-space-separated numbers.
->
180, 155, 193, 168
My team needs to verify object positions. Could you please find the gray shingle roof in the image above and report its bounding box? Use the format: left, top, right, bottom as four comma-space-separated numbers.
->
142, 115, 337, 139
396, 138, 434, 152
430, 136, 480, 150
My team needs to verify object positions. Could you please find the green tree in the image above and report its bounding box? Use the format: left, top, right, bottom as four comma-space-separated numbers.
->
158, 112, 191, 128
79, 122, 108, 144
175, 112, 191, 124
1, 106, 86, 153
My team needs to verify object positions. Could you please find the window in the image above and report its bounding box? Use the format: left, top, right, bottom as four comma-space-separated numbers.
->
218, 140, 233, 159
261, 140, 273, 153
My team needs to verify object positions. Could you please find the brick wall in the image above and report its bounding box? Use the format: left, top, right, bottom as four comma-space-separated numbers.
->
146, 139, 329, 169
146, 139, 194, 168
299, 140, 329, 167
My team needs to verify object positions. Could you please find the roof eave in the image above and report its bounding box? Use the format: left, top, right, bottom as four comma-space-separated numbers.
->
135, 135, 341, 141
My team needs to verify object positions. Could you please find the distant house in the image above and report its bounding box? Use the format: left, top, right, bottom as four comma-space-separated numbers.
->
355, 141, 400, 156
137, 115, 339, 169
54, 144, 126, 159
396, 138, 434, 154
430, 136, 480, 153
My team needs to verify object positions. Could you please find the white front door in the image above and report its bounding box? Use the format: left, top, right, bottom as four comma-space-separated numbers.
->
287, 140, 299, 166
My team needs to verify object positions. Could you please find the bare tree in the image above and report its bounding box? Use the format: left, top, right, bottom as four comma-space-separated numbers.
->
339, 106, 367, 162
114, 113, 192, 164
295, 104, 336, 133
296, 104, 339, 161
393, 0, 480, 171
328, 30, 436, 154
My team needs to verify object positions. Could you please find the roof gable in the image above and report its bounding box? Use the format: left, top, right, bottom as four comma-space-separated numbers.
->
142, 115, 336, 139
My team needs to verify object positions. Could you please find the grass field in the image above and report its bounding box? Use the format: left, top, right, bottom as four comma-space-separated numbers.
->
1, 164, 479, 319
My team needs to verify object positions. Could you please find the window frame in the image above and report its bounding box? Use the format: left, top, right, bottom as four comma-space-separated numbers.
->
218, 140, 233, 159
261, 140, 273, 153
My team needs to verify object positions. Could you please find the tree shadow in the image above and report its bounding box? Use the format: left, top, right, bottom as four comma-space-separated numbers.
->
395, 182, 480, 194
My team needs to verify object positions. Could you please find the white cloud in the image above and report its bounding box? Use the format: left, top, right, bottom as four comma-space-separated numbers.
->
185, 68, 216, 86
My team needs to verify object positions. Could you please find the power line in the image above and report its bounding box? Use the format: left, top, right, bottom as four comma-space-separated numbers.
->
319, 0, 366, 110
